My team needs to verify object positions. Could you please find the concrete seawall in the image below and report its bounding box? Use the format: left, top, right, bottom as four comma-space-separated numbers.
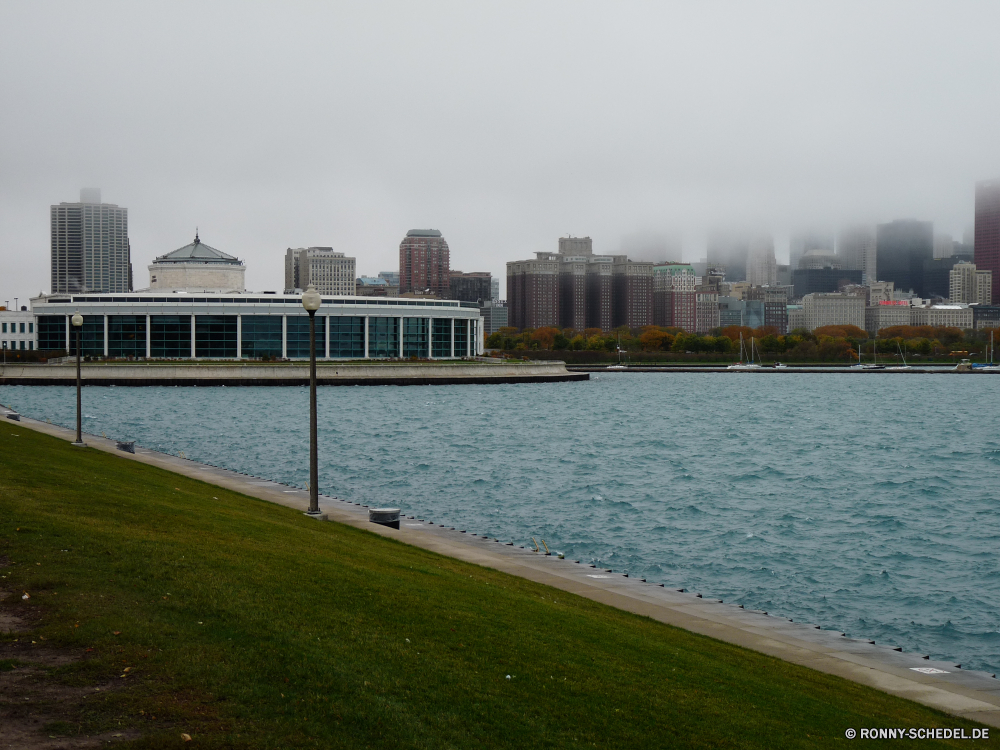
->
0, 360, 588, 386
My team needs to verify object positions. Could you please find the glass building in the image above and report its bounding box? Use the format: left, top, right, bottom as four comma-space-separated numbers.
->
31, 293, 482, 359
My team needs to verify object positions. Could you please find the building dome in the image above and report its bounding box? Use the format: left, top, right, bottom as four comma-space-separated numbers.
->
153, 231, 243, 266
798, 248, 842, 270
148, 232, 246, 293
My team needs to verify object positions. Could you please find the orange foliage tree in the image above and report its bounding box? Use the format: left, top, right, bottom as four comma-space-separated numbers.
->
719, 325, 753, 342
813, 325, 868, 340
529, 326, 560, 350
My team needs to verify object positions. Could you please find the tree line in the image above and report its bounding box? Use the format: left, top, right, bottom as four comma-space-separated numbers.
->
486, 324, 995, 362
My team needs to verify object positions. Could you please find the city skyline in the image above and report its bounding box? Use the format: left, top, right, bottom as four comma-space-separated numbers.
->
3, 2, 1000, 305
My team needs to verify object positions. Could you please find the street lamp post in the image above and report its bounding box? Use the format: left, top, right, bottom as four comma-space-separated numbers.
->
71, 312, 85, 447
301, 285, 325, 518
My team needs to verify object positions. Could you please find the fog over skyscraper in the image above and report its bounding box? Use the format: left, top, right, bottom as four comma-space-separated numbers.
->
706, 231, 749, 282
876, 219, 933, 298
746, 234, 777, 286
837, 225, 877, 285
50, 188, 131, 293
789, 230, 834, 272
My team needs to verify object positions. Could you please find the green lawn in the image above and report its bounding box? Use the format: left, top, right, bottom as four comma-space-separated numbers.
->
0, 426, 990, 748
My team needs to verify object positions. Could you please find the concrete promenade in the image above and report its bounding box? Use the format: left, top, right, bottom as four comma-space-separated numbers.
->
3, 404, 998, 729
0, 360, 587, 386
569, 366, 978, 374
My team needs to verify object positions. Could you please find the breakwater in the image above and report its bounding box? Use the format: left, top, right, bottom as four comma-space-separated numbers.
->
0, 360, 587, 386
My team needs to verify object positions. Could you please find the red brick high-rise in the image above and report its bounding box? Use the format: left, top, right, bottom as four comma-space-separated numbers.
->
975, 180, 1000, 303
399, 229, 450, 296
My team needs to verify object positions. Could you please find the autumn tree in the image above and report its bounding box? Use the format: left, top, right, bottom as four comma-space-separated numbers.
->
530, 326, 560, 350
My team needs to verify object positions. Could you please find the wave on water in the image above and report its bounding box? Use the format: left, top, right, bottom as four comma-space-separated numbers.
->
4, 373, 1000, 674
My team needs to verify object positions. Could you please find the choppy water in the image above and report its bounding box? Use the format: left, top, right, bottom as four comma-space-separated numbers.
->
2, 374, 999, 673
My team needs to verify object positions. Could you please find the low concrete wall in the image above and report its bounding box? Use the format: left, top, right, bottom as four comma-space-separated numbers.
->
0, 361, 588, 386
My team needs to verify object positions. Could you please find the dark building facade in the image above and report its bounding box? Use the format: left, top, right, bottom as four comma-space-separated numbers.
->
922, 257, 961, 300
745, 286, 790, 333
876, 220, 933, 297
585, 261, 613, 331
792, 268, 863, 299
558, 260, 587, 331
399, 229, 450, 296
506, 258, 558, 329
449, 271, 491, 302
975, 180, 1000, 304
612, 258, 652, 328
972, 304, 1000, 330
507, 242, 652, 332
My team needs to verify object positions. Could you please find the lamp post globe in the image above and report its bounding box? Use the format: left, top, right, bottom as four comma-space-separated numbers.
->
301, 285, 321, 312
301, 286, 324, 518
71, 312, 85, 447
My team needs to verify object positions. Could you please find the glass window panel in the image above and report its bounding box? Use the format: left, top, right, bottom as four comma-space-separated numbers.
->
69, 316, 105, 356
454, 319, 468, 357
150, 315, 192, 358
286, 315, 325, 359
195, 315, 237, 358
403, 317, 429, 358
108, 315, 147, 358
329, 316, 365, 358
431, 319, 452, 357
367, 317, 399, 358
241, 315, 283, 359
37, 316, 67, 352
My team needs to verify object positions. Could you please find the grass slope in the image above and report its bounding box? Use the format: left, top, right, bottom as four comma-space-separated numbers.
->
0, 426, 989, 748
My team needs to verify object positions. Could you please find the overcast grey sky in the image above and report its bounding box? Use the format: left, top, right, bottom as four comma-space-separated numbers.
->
2, 1, 998, 304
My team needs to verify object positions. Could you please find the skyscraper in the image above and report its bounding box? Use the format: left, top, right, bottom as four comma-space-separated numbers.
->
399, 229, 450, 296
51, 188, 131, 293
876, 220, 933, 298
746, 235, 777, 286
789, 230, 834, 271
706, 231, 749, 282
838, 225, 877, 284
974, 179, 1000, 303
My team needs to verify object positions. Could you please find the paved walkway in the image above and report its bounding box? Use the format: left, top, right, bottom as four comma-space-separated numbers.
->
3, 405, 999, 728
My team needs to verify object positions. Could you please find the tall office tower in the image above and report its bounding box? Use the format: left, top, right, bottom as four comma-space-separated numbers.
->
284, 247, 356, 295
949, 262, 993, 304
612, 257, 653, 328
789, 230, 835, 272
490, 277, 500, 301
706, 231, 749, 282
506, 257, 558, 329
585, 259, 614, 331
448, 271, 492, 302
50, 188, 131, 293
837, 224, 877, 284
746, 235, 777, 286
558, 236, 593, 256
399, 229, 450, 295
933, 233, 956, 259
652, 263, 697, 331
974, 180, 1000, 303
558, 256, 587, 330
876, 219, 933, 297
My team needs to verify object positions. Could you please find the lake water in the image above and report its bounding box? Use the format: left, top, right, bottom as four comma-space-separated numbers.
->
2, 373, 999, 674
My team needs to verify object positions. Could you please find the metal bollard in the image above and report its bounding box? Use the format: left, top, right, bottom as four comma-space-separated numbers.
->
368, 508, 401, 530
